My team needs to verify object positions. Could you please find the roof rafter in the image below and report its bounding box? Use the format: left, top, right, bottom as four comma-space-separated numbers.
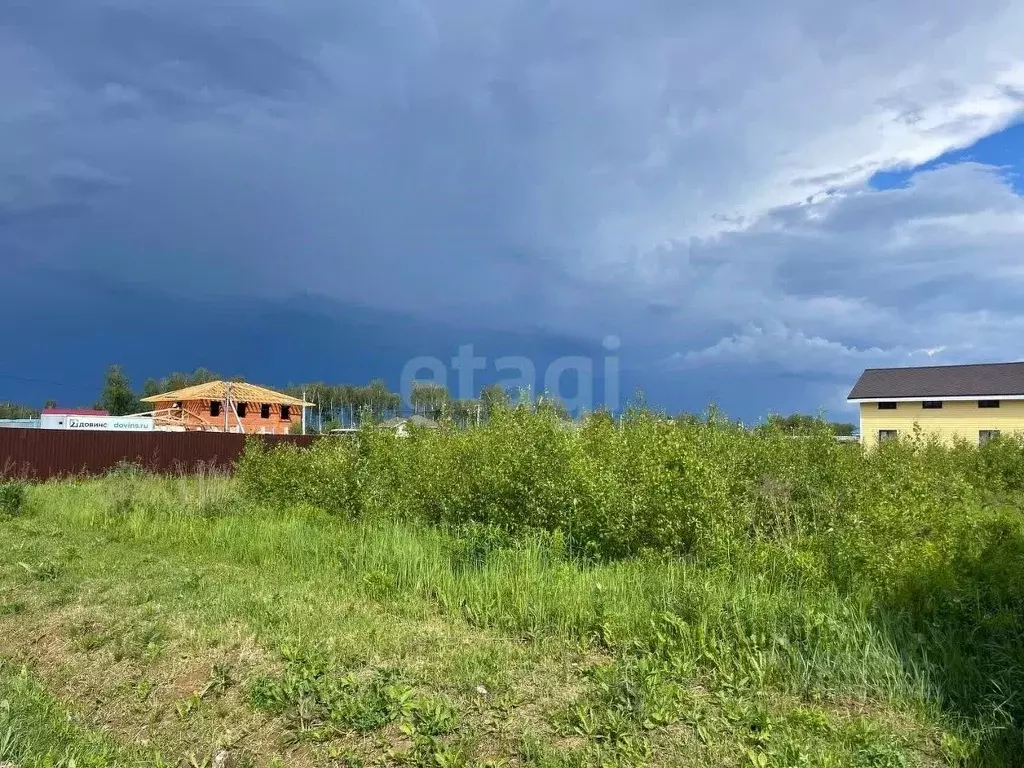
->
140, 381, 313, 407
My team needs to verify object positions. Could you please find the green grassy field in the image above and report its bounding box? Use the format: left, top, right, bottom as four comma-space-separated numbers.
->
2, 412, 1024, 766
0, 475, 1004, 767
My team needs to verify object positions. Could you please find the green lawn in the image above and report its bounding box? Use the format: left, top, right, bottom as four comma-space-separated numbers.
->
0, 474, 987, 766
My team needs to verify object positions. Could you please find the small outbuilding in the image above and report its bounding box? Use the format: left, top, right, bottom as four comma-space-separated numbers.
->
139, 381, 313, 435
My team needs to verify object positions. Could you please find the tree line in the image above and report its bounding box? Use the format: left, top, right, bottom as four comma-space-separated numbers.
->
1, 365, 857, 437
286, 381, 519, 430
0, 402, 43, 420
673, 410, 855, 436
759, 412, 857, 437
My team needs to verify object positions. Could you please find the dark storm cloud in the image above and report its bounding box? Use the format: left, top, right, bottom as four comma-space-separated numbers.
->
3, 0, 1024, 418
4, 0, 331, 109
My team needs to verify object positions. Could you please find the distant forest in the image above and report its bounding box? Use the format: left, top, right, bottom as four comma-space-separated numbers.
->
1, 365, 857, 436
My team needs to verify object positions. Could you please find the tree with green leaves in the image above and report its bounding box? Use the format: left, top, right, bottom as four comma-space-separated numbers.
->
140, 378, 162, 399
451, 398, 483, 427
829, 420, 857, 437
99, 365, 139, 416
536, 394, 571, 420
364, 379, 402, 421
337, 384, 357, 426
0, 402, 39, 419
410, 382, 450, 420
137, 368, 238, 399
480, 384, 510, 421
189, 367, 219, 385
164, 372, 189, 392
282, 380, 403, 427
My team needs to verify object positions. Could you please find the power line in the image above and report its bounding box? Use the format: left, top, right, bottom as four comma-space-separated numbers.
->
0, 372, 81, 387
0, 372, 97, 402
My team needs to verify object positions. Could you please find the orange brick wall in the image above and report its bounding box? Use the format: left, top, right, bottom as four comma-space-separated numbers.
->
152, 399, 300, 435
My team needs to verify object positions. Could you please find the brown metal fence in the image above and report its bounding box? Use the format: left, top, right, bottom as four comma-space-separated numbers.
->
0, 428, 319, 480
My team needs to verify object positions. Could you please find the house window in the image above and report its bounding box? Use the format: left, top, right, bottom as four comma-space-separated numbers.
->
922, 401, 943, 409
261, 404, 271, 419
878, 429, 898, 443
979, 400, 1001, 408
281, 405, 291, 421
210, 401, 222, 417
877, 402, 898, 410
236, 402, 247, 418
979, 430, 1001, 446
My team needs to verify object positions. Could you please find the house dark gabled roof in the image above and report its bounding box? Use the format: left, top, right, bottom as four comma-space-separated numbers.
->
848, 362, 1024, 400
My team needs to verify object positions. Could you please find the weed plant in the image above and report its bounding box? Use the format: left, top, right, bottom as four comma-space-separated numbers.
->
0, 480, 25, 518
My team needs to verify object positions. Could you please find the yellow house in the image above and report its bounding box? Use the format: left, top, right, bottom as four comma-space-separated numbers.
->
848, 362, 1024, 448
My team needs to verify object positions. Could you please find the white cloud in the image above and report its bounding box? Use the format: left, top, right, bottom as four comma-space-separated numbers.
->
673, 322, 896, 374
495, 0, 1024, 265
646, 163, 1024, 381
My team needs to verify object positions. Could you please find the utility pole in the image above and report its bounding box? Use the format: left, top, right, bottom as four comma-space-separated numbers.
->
224, 381, 230, 433
301, 389, 307, 436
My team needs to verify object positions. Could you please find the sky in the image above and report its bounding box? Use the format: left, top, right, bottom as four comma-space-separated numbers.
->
3, 0, 1024, 421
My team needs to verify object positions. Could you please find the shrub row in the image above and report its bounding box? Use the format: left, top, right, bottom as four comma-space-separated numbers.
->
237, 407, 1024, 587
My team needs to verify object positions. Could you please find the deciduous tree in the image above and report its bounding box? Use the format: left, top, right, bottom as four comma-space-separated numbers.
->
99, 365, 138, 416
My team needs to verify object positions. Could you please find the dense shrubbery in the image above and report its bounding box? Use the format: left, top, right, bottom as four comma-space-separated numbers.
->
235, 410, 1024, 762
239, 406, 1024, 581
237, 434, 361, 517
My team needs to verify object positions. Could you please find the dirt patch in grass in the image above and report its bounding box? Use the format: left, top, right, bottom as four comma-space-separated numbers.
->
0, 605, 313, 767
0, 598, 603, 767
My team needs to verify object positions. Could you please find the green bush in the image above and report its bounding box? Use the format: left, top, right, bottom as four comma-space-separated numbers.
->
237, 437, 362, 517
0, 481, 26, 518
235, 406, 1024, 594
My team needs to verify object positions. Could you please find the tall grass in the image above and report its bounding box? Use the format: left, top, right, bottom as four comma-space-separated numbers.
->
21, 478, 938, 752
7, 409, 1024, 765
233, 406, 1024, 764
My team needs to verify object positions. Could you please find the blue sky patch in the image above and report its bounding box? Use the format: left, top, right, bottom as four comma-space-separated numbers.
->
869, 120, 1024, 191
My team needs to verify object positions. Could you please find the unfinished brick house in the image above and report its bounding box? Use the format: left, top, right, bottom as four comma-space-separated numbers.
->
139, 381, 313, 435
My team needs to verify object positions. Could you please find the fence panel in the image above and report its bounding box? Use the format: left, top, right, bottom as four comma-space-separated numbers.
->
0, 428, 318, 480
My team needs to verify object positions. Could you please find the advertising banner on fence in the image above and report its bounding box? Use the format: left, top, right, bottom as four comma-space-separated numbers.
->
41, 414, 154, 432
